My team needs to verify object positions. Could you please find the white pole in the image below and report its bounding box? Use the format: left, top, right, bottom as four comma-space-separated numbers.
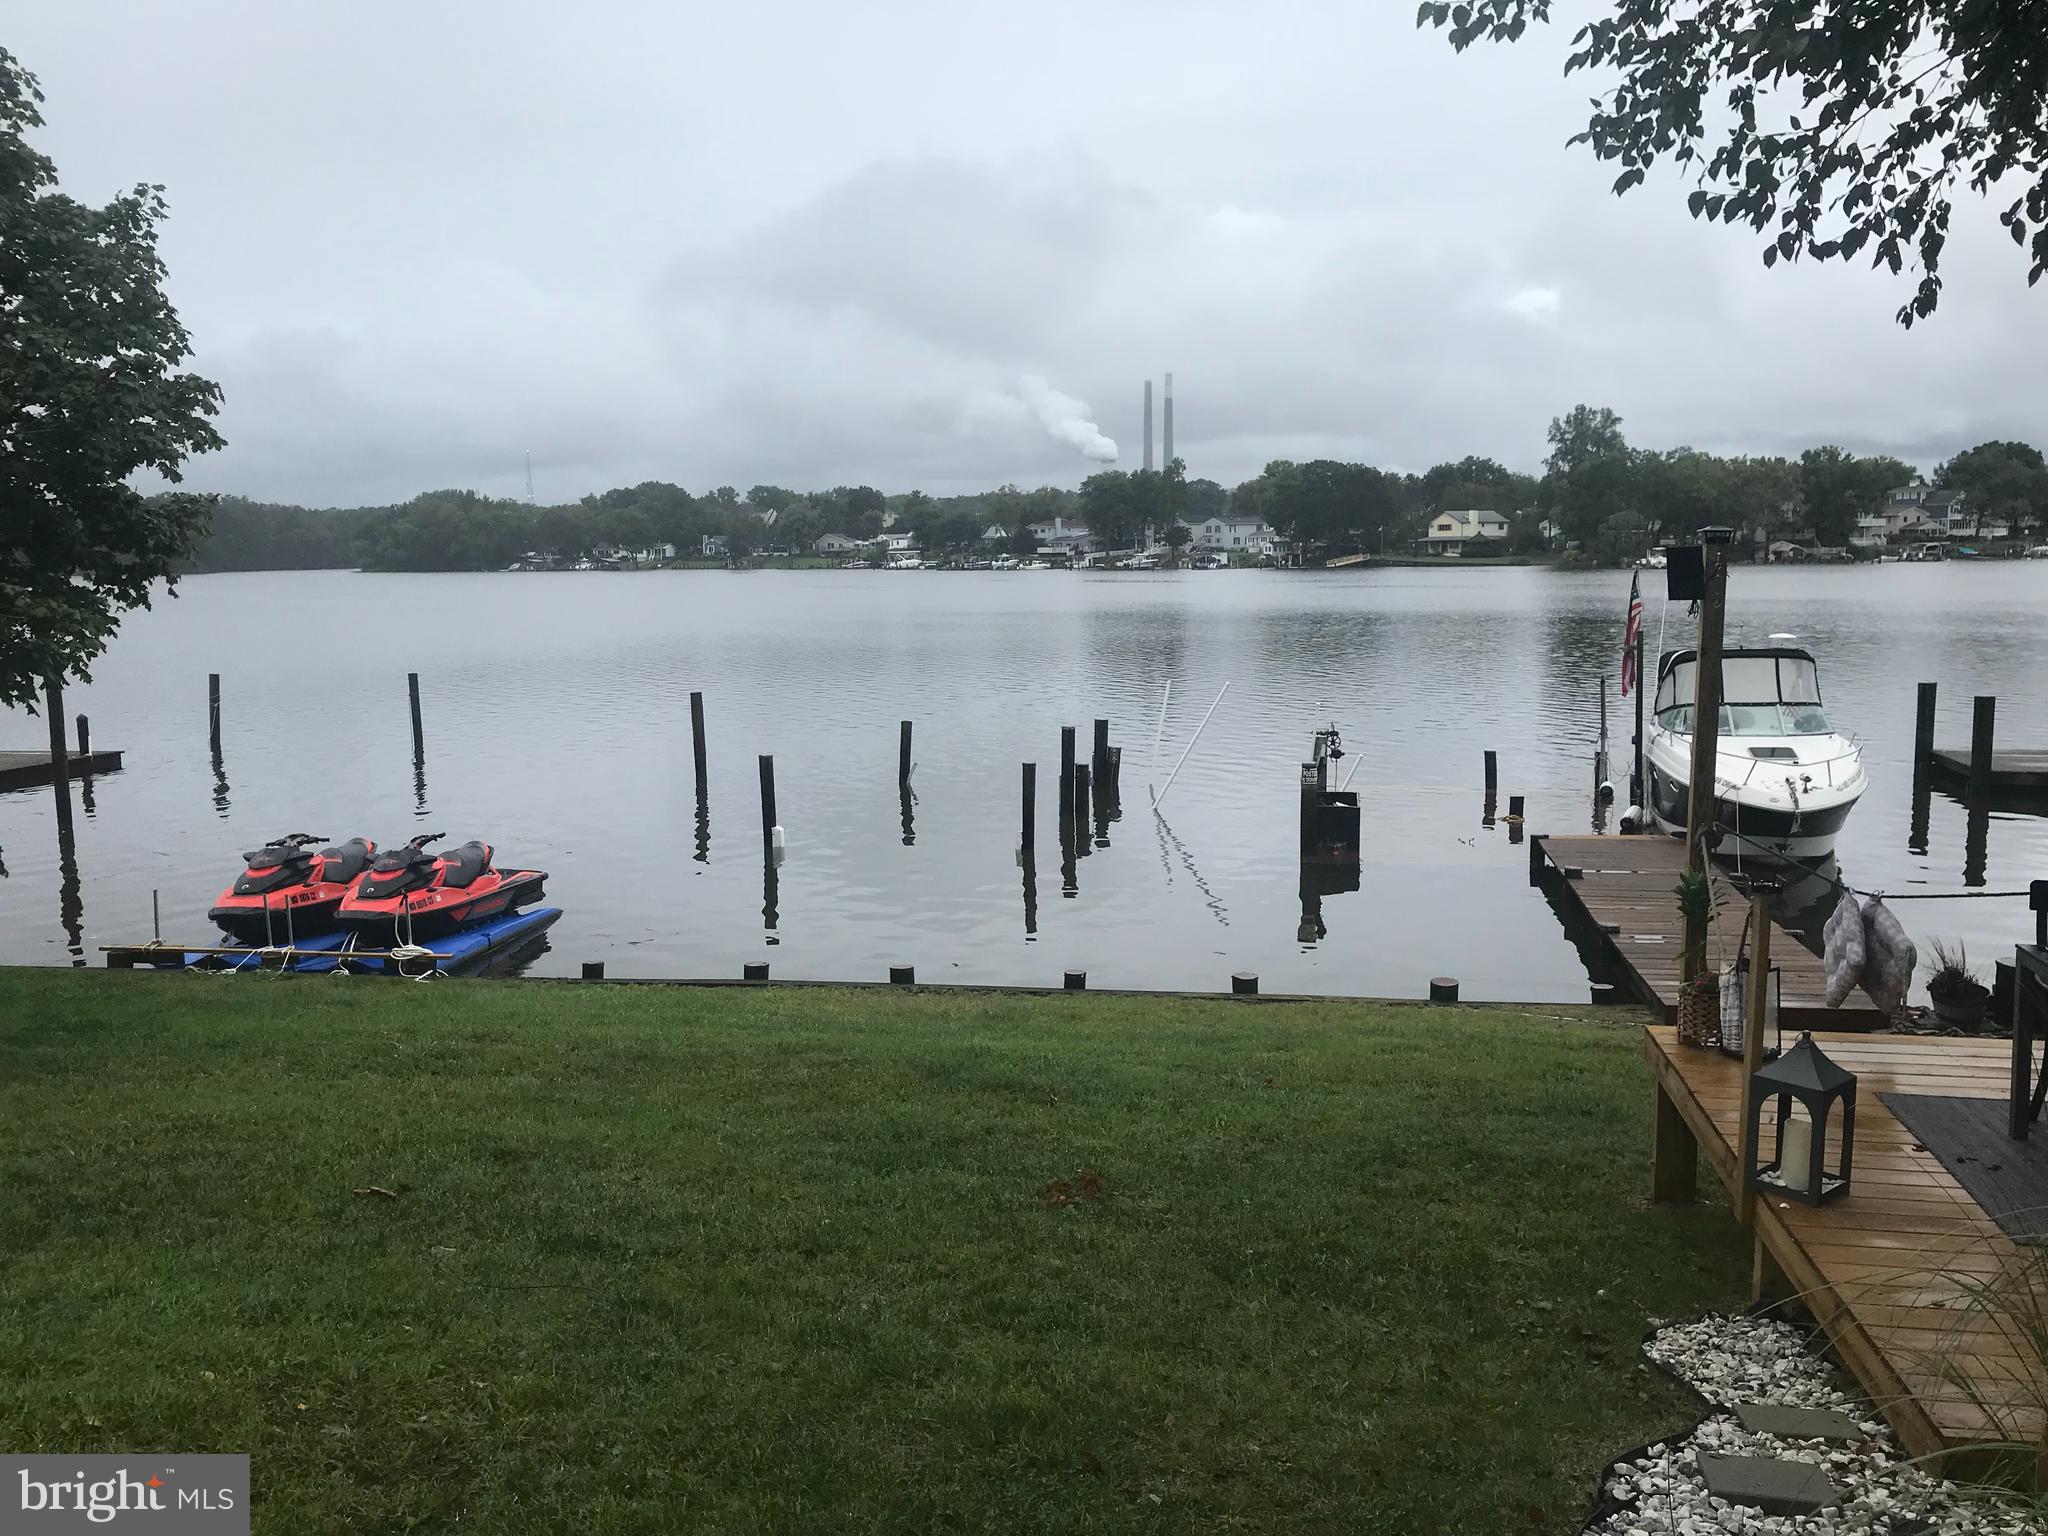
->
1150, 680, 1172, 773
1339, 750, 1365, 792
1153, 682, 1230, 808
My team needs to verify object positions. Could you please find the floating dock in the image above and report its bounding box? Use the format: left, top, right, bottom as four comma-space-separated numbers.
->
1928, 748, 2048, 793
0, 749, 124, 791
104, 908, 562, 978
1647, 1026, 2042, 1460
1531, 833, 1884, 1028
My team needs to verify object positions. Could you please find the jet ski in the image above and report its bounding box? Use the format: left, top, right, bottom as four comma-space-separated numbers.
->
208, 834, 377, 944
335, 832, 548, 942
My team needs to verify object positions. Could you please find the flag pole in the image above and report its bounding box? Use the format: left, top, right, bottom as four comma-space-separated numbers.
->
1633, 622, 1645, 814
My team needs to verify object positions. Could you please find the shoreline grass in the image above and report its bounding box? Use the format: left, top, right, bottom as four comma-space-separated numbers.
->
0, 973, 1743, 1533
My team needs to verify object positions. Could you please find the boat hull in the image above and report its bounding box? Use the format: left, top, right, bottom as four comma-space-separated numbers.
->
336, 871, 548, 942
1645, 755, 1860, 859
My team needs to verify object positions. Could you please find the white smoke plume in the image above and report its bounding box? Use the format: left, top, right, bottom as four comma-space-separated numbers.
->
1017, 374, 1118, 463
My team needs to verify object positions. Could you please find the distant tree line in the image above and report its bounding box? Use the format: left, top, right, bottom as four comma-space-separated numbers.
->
174, 412, 2048, 574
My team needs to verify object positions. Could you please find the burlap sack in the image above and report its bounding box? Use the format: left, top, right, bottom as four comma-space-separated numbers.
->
1821, 893, 1866, 1009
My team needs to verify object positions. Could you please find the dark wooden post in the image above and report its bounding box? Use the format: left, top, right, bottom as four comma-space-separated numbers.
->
1970, 694, 1997, 792
1651, 1085, 1699, 1204
1092, 718, 1110, 784
75, 714, 90, 758
1734, 882, 1774, 1227
899, 719, 913, 787
1913, 682, 1937, 767
1021, 762, 1036, 849
43, 676, 73, 838
690, 691, 708, 800
1231, 972, 1259, 995
758, 755, 777, 845
1682, 531, 1731, 976
1059, 726, 1076, 805
407, 672, 424, 757
208, 673, 222, 752
1484, 749, 1497, 801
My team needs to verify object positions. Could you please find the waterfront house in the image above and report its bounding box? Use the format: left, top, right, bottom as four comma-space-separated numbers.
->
1183, 515, 1277, 557
979, 524, 1010, 545
814, 533, 862, 556
1026, 518, 1092, 557
1424, 509, 1509, 554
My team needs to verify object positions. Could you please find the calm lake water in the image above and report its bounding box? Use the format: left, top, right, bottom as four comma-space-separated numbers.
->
3, 565, 2044, 1000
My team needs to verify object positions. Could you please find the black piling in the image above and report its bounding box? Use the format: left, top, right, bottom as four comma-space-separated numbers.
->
1021, 762, 1036, 849
1059, 726, 1077, 818
744, 961, 770, 982
407, 672, 424, 758
1064, 969, 1087, 991
1092, 718, 1109, 784
207, 673, 222, 752
1914, 682, 1937, 766
43, 677, 73, 839
690, 691, 708, 801
582, 961, 605, 980
758, 754, 778, 846
1483, 749, 1498, 825
889, 964, 915, 986
1507, 793, 1525, 845
1430, 976, 1460, 1003
1970, 694, 1997, 792
1231, 972, 1259, 996
899, 719, 913, 787
75, 715, 90, 758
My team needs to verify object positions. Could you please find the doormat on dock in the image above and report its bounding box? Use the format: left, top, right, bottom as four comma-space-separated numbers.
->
1881, 1092, 2048, 1245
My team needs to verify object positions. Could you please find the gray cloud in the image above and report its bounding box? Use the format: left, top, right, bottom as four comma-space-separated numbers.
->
13, 1, 2047, 505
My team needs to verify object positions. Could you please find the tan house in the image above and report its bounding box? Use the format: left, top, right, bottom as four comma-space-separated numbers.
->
1425, 509, 1509, 554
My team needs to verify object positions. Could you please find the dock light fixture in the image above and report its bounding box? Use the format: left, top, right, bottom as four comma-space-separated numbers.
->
1746, 1033, 1856, 1205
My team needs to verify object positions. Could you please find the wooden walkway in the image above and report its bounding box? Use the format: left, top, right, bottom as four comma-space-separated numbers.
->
1648, 1027, 2044, 1460
1532, 833, 1884, 1028
0, 749, 124, 791
1930, 748, 2048, 793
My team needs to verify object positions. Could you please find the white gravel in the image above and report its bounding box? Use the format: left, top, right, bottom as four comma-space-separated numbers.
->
1585, 1312, 2044, 1536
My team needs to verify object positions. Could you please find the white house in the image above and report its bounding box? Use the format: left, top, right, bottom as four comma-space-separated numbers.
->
815, 533, 862, 555
1177, 516, 1276, 556
1425, 509, 1509, 554
979, 524, 1010, 545
878, 531, 921, 555
630, 543, 675, 564
1026, 517, 1092, 556
701, 534, 726, 558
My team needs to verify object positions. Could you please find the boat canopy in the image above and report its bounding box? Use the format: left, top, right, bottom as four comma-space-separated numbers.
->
1655, 648, 1832, 736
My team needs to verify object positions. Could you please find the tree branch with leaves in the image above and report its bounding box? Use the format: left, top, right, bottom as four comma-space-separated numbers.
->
1418, 0, 2048, 325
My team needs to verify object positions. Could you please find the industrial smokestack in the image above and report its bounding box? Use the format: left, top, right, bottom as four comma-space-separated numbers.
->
1163, 372, 1174, 469
1142, 380, 1153, 473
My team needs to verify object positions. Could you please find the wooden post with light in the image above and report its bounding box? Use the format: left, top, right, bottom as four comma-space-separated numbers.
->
1681, 527, 1732, 981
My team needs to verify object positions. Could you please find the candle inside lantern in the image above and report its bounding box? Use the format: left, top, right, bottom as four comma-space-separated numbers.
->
1778, 1102, 1812, 1189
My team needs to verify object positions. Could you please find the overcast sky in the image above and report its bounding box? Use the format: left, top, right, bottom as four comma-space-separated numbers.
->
15, 1, 2047, 506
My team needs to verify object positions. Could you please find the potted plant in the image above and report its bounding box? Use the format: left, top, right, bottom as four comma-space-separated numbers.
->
1924, 939, 1991, 1031
1674, 868, 1720, 1047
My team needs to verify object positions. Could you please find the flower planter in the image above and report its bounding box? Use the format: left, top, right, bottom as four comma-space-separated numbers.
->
1928, 985, 1990, 1031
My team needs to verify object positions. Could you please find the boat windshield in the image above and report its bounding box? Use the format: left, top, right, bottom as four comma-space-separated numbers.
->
1655, 653, 1833, 735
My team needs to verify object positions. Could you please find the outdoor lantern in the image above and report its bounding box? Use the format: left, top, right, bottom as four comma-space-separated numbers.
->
1746, 1033, 1857, 1205
1718, 955, 1781, 1062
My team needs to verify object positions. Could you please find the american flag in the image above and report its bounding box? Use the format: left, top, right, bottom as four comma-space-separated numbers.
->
1620, 571, 1643, 695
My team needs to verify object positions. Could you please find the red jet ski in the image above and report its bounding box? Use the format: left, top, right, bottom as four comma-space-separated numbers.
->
209, 834, 377, 944
335, 833, 548, 943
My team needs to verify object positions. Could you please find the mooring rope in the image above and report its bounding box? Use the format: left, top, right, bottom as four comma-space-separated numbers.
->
1713, 825, 2035, 900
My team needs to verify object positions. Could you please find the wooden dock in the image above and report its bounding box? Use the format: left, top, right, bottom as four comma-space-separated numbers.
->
0, 749, 124, 791
1532, 833, 1884, 1028
1930, 748, 2048, 793
1648, 1026, 2044, 1460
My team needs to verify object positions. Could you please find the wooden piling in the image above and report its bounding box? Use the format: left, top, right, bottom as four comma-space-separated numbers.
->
899, 719, 913, 786
744, 961, 770, 982
1059, 725, 1076, 805
1231, 972, 1259, 996
1484, 749, 1497, 799
75, 715, 90, 758
1914, 682, 1937, 766
1092, 718, 1109, 784
758, 754, 777, 844
1064, 970, 1087, 991
1021, 762, 1036, 849
1430, 976, 1459, 1003
582, 961, 605, 980
1507, 794, 1525, 820
208, 673, 221, 751
43, 677, 72, 837
889, 964, 915, 986
690, 691, 708, 799
407, 672, 424, 756
1970, 695, 1997, 791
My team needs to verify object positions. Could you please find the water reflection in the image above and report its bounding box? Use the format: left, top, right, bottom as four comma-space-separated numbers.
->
694, 790, 710, 864
1019, 850, 1038, 937
210, 742, 231, 818
1965, 802, 1990, 888
1297, 856, 1359, 947
57, 818, 84, 967
1909, 759, 1932, 855
761, 847, 781, 944
899, 784, 916, 846
412, 746, 430, 820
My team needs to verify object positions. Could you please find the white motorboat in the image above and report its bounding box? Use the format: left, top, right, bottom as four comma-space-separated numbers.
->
1642, 646, 1866, 860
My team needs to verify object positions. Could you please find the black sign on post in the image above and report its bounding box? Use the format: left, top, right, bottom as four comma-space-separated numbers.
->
1666, 544, 1705, 602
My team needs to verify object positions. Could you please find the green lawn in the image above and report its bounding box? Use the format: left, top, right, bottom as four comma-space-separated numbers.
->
0, 974, 1743, 1534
